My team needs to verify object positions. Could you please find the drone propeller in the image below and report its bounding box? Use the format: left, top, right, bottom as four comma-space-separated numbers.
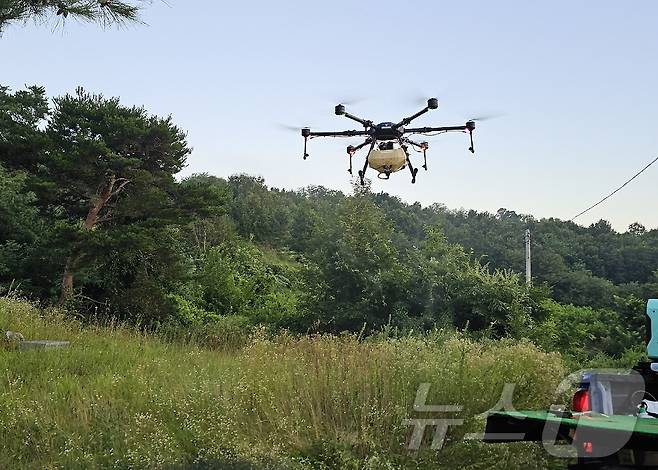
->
275, 123, 314, 132
326, 95, 366, 107
467, 113, 503, 122
336, 98, 364, 106
276, 123, 315, 160
411, 94, 435, 107
408, 87, 450, 107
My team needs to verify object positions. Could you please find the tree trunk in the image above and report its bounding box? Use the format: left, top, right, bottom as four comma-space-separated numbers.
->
60, 257, 74, 302
59, 197, 107, 302
58, 174, 130, 301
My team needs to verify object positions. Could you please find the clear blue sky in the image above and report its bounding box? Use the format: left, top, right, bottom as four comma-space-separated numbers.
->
3, 0, 658, 231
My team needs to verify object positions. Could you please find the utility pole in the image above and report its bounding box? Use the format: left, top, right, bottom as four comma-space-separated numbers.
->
524, 228, 532, 286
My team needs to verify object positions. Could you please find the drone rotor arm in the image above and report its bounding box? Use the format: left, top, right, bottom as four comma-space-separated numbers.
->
343, 112, 373, 128
349, 138, 373, 152
403, 125, 467, 134
401, 136, 426, 148
334, 104, 374, 128
395, 106, 430, 129
404, 122, 476, 154
308, 130, 371, 138
301, 130, 371, 160
394, 98, 439, 129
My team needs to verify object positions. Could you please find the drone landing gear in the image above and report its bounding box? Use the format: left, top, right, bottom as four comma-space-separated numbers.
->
398, 140, 418, 184
358, 158, 369, 186
359, 156, 370, 186
358, 141, 377, 186
408, 163, 418, 184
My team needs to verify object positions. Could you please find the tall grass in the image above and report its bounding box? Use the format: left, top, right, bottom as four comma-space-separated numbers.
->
0, 298, 567, 469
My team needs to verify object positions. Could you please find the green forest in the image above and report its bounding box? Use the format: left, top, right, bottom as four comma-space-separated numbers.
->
1, 85, 654, 363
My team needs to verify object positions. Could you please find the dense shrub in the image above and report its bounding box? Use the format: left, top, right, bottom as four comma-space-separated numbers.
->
531, 299, 641, 362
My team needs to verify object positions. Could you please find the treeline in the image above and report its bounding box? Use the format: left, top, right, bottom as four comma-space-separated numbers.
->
221, 178, 658, 311
0, 85, 652, 360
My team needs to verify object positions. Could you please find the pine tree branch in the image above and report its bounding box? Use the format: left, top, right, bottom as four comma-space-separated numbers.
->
110, 178, 130, 198
0, 0, 150, 32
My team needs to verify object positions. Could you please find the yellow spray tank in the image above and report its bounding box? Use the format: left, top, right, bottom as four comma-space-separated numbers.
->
367, 144, 407, 179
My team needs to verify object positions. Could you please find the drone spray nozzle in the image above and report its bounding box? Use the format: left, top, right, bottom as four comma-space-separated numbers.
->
335, 104, 346, 115
427, 98, 439, 110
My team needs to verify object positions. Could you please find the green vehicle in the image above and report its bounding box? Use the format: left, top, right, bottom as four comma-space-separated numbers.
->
484, 300, 658, 469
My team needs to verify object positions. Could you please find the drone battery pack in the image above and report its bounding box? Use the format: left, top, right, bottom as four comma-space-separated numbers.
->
368, 148, 406, 175
647, 299, 658, 360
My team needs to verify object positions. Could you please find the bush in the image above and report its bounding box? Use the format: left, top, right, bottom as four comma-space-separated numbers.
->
531, 299, 640, 361
175, 239, 306, 328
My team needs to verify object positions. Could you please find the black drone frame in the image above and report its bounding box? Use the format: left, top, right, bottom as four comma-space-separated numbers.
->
300, 98, 476, 185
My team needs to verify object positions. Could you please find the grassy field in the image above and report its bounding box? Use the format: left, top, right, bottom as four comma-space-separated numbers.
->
0, 297, 568, 469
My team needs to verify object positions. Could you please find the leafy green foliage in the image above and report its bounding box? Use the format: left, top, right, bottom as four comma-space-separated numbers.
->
311, 184, 407, 331
532, 299, 641, 362
0, 85, 49, 172
415, 229, 536, 336
188, 239, 304, 326
0, 164, 39, 287
0, 164, 38, 244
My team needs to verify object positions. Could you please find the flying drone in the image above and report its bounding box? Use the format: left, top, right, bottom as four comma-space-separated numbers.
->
299, 98, 479, 185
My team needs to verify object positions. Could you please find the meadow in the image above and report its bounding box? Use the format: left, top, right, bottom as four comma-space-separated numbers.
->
0, 297, 569, 469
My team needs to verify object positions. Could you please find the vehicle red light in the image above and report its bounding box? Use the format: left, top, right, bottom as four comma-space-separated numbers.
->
572, 388, 591, 412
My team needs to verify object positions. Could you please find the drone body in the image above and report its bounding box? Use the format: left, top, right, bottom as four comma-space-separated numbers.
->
300, 98, 476, 185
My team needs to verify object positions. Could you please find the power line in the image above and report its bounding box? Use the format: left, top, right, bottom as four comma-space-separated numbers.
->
571, 155, 658, 221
